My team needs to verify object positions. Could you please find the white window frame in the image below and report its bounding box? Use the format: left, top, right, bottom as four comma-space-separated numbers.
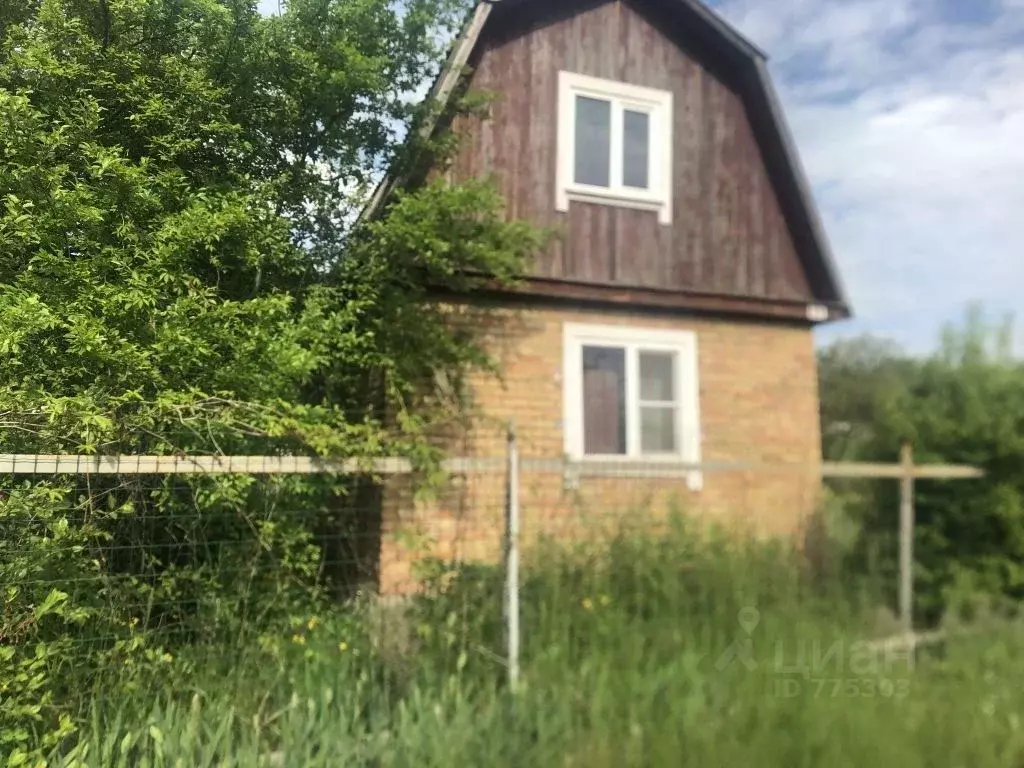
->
562, 323, 702, 490
556, 71, 673, 225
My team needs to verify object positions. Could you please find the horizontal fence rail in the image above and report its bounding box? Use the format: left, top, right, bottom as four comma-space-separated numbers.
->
0, 454, 493, 475
0, 453, 985, 479
821, 462, 984, 480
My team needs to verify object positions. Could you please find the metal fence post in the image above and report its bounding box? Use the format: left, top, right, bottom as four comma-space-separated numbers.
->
504, 419, 521, 691
899, 441, 915, 635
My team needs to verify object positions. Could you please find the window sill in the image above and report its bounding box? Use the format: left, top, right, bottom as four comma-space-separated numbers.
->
563, 454, 703, 491
557, 187, 672, 225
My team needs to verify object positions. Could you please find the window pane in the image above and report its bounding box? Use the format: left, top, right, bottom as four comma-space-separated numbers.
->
582, 346, 626, 455
622, 109, 650, 189
641, 406, 677, 453
574, 96, 611, 187
639, 351, 675, 402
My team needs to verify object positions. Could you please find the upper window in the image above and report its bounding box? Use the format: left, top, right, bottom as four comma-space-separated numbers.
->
562, 324, 701, 489
556, 72, 673, 225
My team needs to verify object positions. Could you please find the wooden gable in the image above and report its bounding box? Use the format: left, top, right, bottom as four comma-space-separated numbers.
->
368, 0, 851, 323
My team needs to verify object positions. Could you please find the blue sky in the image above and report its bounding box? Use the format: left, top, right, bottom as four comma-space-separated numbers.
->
709, 0, 1024, 352
258, 0, 1024, 354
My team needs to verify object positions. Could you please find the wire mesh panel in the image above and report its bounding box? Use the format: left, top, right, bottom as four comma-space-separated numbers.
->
3, 473, 375, 654
1, 446, 983, 764
1, 460, 513, 762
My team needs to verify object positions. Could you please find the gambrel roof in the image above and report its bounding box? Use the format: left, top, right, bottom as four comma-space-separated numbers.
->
363, 0, 851, 318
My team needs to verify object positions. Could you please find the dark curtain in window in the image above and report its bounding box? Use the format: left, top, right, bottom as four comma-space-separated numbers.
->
582, 346, 626, 455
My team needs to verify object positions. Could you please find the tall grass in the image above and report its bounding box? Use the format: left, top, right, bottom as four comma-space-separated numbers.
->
49, 516, 1024, 766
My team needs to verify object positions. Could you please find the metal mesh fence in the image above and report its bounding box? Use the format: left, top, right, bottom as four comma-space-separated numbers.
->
0, 454, 898, 650
0, 441, 981, 762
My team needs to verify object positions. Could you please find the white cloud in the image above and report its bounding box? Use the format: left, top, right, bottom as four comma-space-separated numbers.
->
713, 0, 1024, 354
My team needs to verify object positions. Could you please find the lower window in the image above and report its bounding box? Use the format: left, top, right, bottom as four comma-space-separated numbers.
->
563, 323, 702, 488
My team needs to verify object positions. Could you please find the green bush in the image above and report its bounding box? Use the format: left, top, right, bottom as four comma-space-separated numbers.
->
819, 307, 1024, 624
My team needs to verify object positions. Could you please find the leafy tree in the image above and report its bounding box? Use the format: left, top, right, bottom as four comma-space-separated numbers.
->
0, 0, 541, 755
818, 335, 915, 462
0, 0, 536, 456
818, 308, 1024, 625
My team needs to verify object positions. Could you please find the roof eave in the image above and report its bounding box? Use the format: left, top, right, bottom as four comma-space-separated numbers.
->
751, 57, 853, 316
357, 2, 493, 225
672, 0, 768, 61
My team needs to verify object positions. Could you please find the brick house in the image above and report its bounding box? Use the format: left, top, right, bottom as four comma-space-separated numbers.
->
364, 0, 851, 592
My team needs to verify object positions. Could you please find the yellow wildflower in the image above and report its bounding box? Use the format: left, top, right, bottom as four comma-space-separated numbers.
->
291, 633, 306, 645
338, 641, 349, 652
307, 616, 320, 631
581, 598, 593, 611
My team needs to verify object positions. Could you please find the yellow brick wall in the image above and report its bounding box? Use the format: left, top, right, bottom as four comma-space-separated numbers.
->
378, 303, 823, 593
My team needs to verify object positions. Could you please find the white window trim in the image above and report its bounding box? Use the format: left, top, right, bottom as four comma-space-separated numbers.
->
562, 323, 702, 490
556, 71, 674, 225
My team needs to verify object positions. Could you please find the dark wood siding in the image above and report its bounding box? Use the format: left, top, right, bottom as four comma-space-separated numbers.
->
448, 0, 814, 302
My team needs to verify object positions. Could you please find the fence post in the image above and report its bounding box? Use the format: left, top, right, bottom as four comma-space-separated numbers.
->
898, 441, 915, 636
504, 419, 521, 691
